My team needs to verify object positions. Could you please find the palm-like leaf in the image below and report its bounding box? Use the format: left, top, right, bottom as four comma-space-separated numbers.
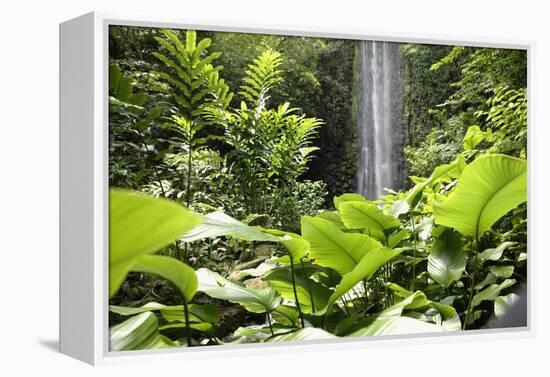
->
153, 29, 232, 117
239, 49, 283, 107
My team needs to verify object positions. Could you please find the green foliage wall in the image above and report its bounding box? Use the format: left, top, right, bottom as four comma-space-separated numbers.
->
401, 44, 527, 178
306, 40, 358, 201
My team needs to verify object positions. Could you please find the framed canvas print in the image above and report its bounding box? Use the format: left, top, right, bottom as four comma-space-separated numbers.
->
60, 12, 531, 365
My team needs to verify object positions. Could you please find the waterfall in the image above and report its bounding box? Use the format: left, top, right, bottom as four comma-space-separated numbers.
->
357, 40, 404, 200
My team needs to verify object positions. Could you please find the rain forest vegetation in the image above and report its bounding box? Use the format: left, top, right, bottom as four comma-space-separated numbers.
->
108, 27, 527, 350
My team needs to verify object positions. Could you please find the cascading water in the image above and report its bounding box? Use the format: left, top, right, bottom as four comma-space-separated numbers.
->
356, 40, 404, 200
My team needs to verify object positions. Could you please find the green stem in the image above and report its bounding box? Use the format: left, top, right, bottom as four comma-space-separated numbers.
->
267, 313, 274, 336
185, 135, 193, 208
182, 135, 193, 262
463, 239, 480, 330
347, 293, 359, 313
340, 296, 351, 315
383, 263, 391, 308
361, 280, 370, 311
383, 235, 391, 308
301, 259, 316, 313
410, 214, 418, 292
352, 287, 368, 308
290, 257, 305, 328
182, 299, 192, 347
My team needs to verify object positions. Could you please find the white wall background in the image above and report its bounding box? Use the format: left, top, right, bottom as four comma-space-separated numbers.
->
1, 0, 548, 374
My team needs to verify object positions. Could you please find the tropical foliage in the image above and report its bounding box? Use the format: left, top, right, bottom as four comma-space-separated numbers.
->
108, 26, 527, 350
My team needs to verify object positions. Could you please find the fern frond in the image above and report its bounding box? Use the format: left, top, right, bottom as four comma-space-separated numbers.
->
239, 49, 284, 108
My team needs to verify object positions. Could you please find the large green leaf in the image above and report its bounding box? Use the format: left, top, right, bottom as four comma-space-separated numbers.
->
386, 285, 461, 331
280, 234, 309, 263
494, 293, 520, 318
433, 155, 527, 238
479, 241, 516, 263
131, 255, 198, 303
405, 157, 466, 209
267, 328, 336, 342
180, 211, 280, 243
338, 201, 400, 240
333, 193, 368, 209
349, 290, 459, 336
489, 265, 514, 278
159, 303, 219, 326
110, 302, 219, 335
158, 303, 219, 335
463, 125, 486, 150
428, 228, 466, 287
110, 302, 171, 316
264, 267, 331, 314
350, 316, 445, 337
109, 189, 201, 297
109, 312, 176, 351
472, 278, 516, 308
301, 216, 381, 275
315, 211, 346, 229
320, 247, 404, 314
196, 268, 281, 313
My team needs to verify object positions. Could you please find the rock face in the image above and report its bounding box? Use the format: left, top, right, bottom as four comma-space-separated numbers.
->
357, 40, 406, 199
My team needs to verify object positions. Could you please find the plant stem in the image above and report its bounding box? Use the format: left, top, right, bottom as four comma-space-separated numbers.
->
361, 280, 371, 313
301, 259, 316, 313
186, 140, 192, 208
347, 293, 359, 313
383, 263, 391, 308
182, 132, 193, 262
353, 286, 368, 308
182, 299, 192, 347
463, 239, 479, 330
266, 313, 274, 335
289, 257, 305, 328
410, 214, 418, 292
340, 296, 351, 315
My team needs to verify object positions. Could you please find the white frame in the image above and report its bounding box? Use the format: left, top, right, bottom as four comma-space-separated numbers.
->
59, 11, 535, 365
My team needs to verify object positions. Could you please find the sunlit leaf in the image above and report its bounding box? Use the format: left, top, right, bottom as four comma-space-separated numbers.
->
267, 328, 336, 342
264, 267, 331, 314
338, 201, 400, 240
131, 255, 198, 302
181, 211, 280, 243
109, 312, 177, 351
320, 247, 404, 314
301, 216, 381, 275
433, 155, 527, 238
196, 268, 281, 313
351, 316, 445, 336
109, 189, 201, 297
472, 278, 516, 308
